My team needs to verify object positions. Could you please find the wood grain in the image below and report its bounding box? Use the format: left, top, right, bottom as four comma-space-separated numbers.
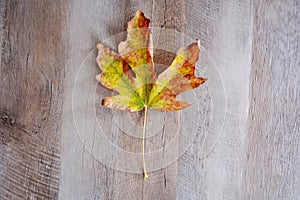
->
246, 0, 300, 199
58, 2, 128, 199
0, 0, 67, 199
176, 0, 253, 199
0, 0, 299, 199
59, 0, 187, 199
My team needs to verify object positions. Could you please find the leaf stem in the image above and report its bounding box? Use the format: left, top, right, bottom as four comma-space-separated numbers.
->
142, 106, 148, 179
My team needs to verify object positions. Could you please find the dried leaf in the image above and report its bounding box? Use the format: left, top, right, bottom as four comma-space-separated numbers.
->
95, 10, 207, 179
96, 10, 206, 112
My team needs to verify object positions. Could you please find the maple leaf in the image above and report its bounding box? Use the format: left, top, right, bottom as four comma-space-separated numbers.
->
96, 10, 207, 178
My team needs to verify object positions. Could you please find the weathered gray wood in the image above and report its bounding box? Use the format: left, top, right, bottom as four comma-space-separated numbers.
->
58, 2, 128, 199
0, 0, 67, 199
59, 0, 187, 199
0, 0, 299, 200
246, 0, 300, 199
176, 0, 253, 199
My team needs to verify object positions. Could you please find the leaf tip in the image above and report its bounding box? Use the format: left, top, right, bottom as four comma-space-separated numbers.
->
182, 102, 192, 109
96, 43, 104, 50
96, 74, 101, 82
101, 98, 105, 106
196, 38, 201, 46
136, 10, 142, 16
128, 10, 150, 29
135, 10, 148, 21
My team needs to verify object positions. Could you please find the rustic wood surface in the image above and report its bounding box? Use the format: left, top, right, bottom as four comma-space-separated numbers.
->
246, 0, 299, 199
177, 0, 253, 199
0, 1, 66, 199
0, 0, 299, 200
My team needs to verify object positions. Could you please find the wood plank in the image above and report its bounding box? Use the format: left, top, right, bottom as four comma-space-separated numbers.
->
58, 1, 128, 199
0, 1, 67, 199
246, 0, 300, 199
176, 0, 253, 199
1, 0, 298, 199
59, 0, 190, 199
123, 1, 186, 199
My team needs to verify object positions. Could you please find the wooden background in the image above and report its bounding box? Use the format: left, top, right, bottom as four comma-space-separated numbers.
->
0, 0, 299, 199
